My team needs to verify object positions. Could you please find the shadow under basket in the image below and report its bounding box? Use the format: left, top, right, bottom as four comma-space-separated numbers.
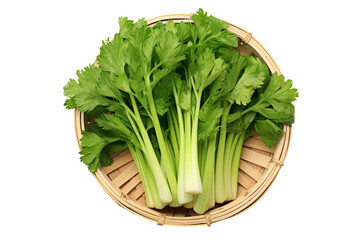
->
73, 14, 292, 226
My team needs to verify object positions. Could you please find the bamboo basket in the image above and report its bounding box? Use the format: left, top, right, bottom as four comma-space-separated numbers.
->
73, 13, 292, 226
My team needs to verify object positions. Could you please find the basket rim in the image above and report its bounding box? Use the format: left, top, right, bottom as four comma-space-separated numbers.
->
73, 13, 291, 226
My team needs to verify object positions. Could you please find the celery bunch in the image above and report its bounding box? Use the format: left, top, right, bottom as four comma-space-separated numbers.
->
64, 9, 298, 214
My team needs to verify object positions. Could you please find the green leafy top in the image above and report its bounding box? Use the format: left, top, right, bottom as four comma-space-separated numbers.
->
64, 8, 298, 173
191, 9, 238, 49
227, 72, 299, 147
79, 124, 127, 173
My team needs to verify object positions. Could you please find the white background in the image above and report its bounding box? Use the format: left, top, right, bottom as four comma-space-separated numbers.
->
1, 0, 359, 239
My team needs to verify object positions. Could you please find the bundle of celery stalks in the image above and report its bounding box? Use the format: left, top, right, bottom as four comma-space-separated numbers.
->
64, 9, 298, 214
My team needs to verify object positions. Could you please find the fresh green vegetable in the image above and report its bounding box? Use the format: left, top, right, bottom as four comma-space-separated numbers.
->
64, 8, 298, 214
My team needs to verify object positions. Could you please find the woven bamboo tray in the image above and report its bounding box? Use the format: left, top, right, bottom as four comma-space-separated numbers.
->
73, 13, 292, 226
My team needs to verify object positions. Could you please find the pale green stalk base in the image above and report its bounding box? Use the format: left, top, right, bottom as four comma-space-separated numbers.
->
176, 111, 193, 204
129, 145, 166, 209
224, 132, 240, 198
174, 87, 193, 205
146, 85, 179, 206
126, 109, 172, 204
228, 132, 245, 200
193, 135, 217, 214
183, 200, 194, 209
185, 97, 202, 194
167, 109, 179, 173
215, 103, 232, 203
